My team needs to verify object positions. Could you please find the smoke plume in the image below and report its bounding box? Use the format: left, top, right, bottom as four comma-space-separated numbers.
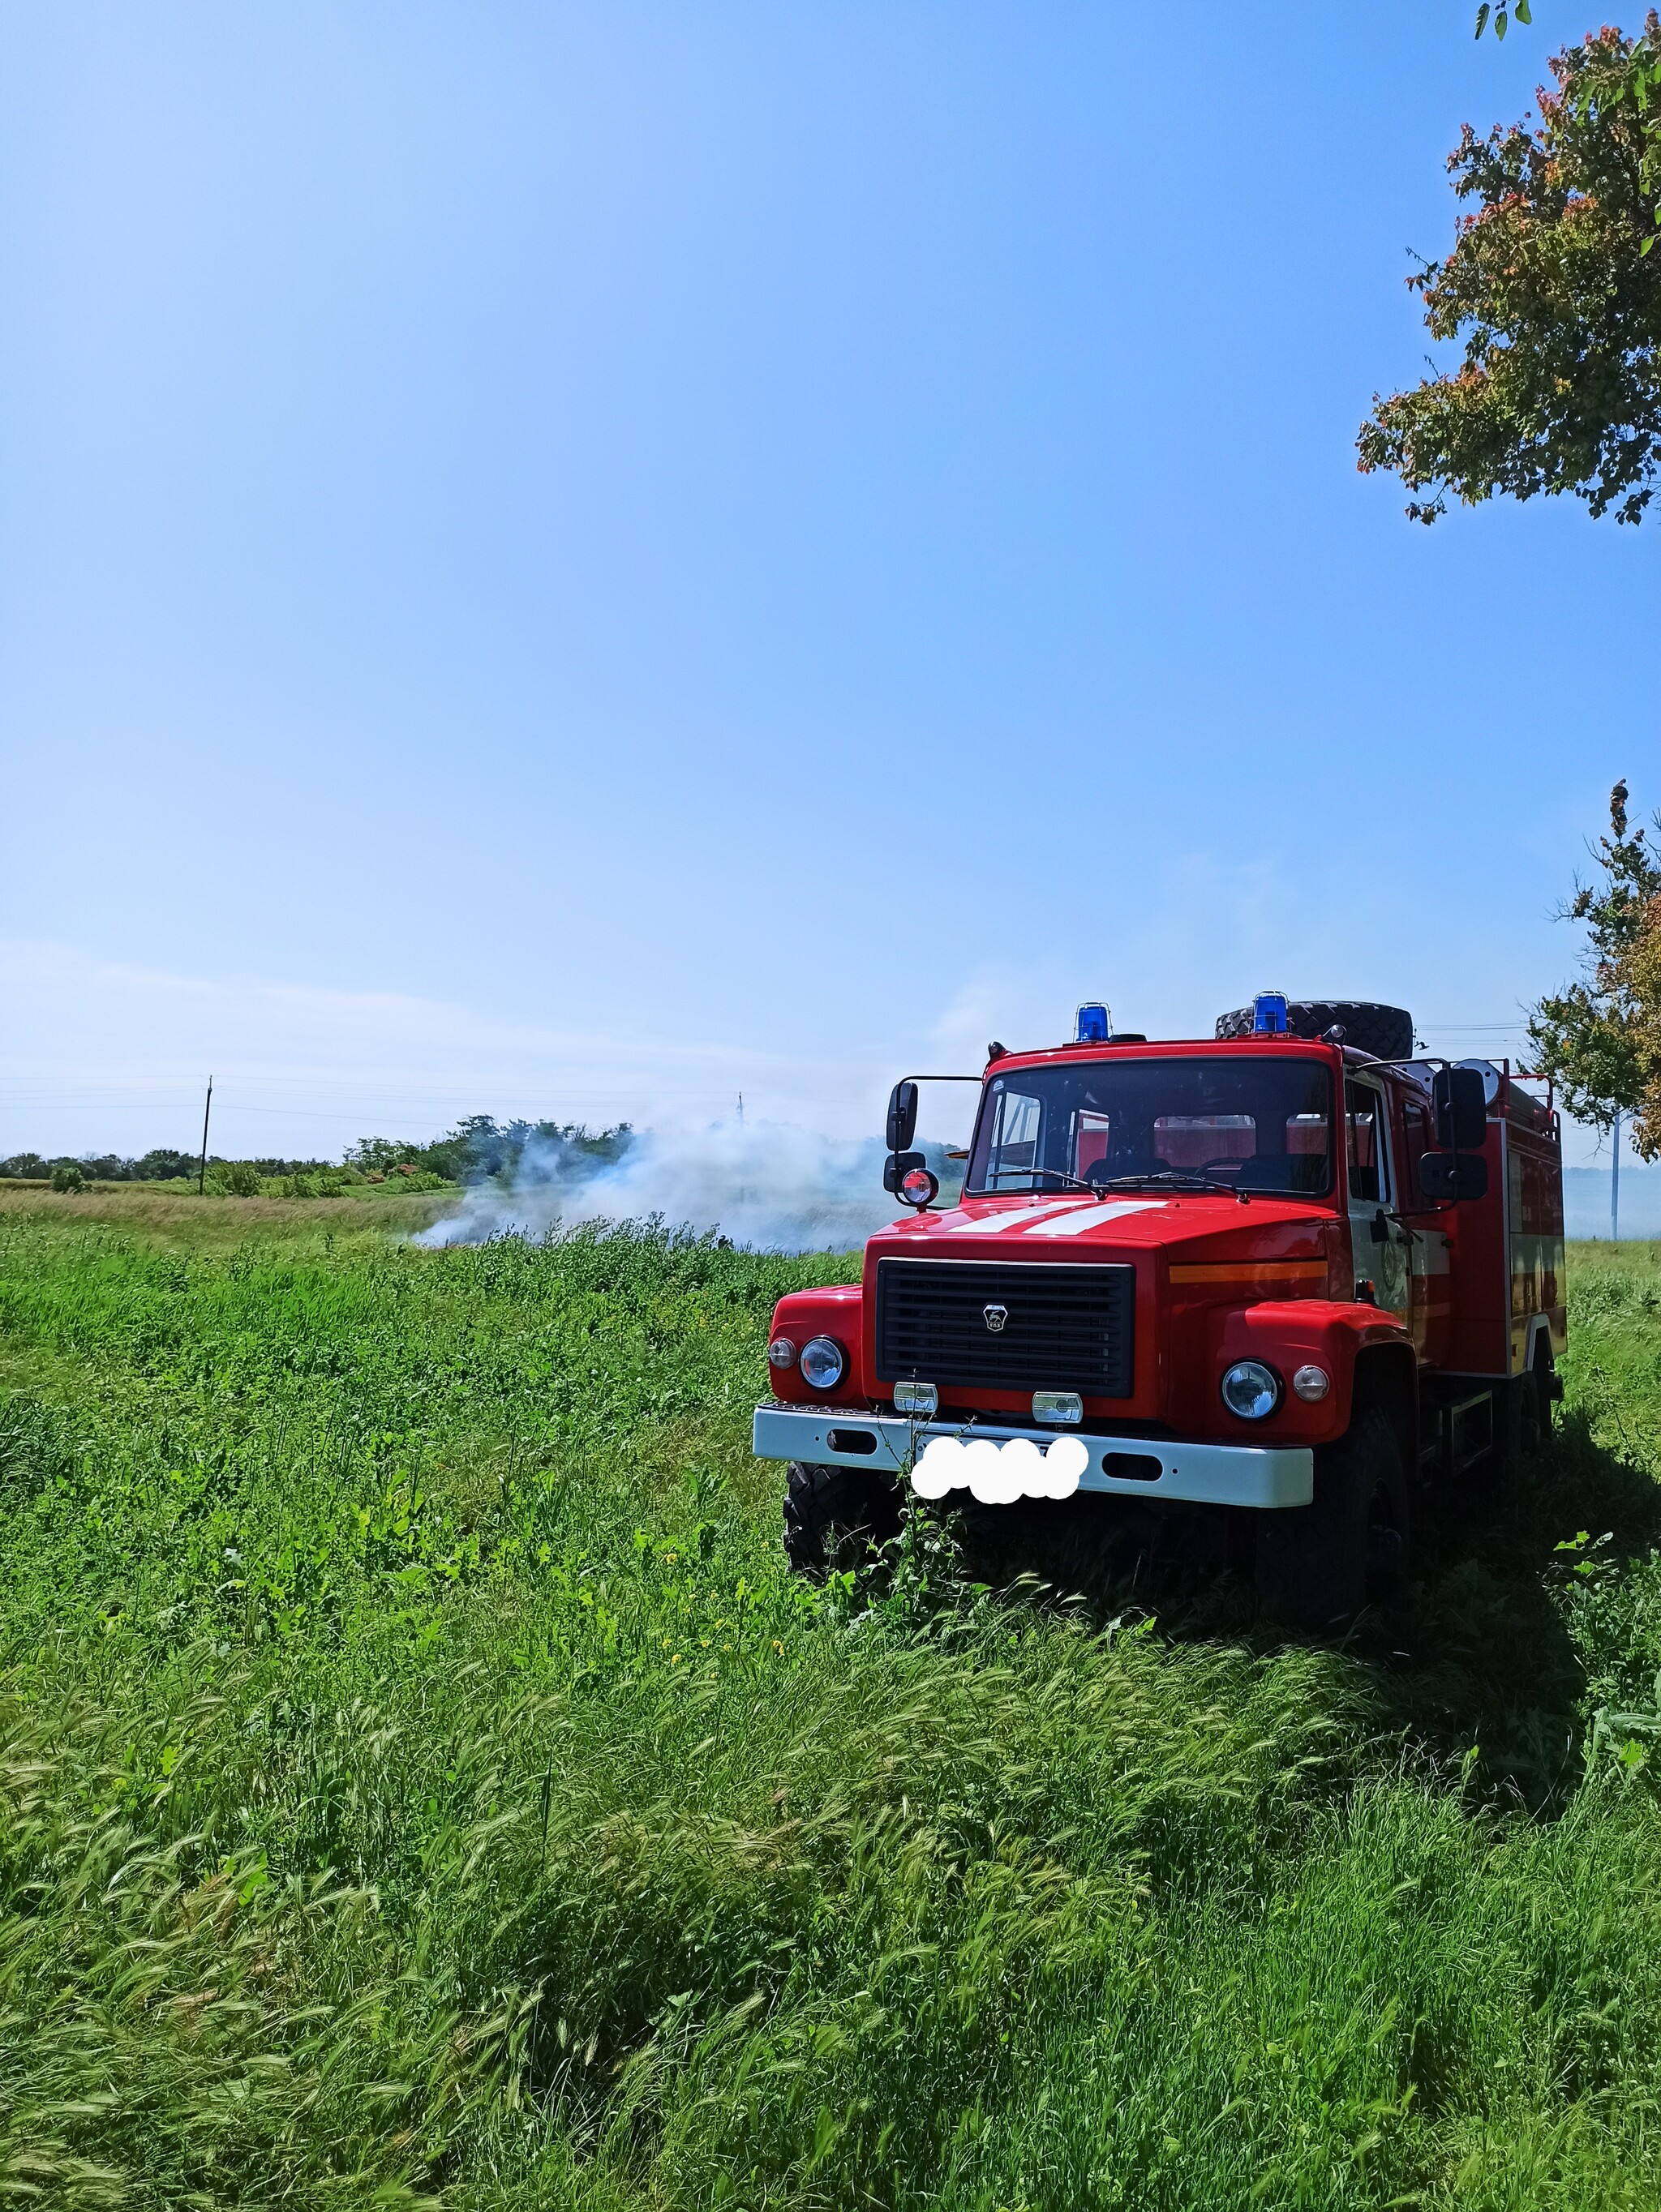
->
415, 1117, 960, 1254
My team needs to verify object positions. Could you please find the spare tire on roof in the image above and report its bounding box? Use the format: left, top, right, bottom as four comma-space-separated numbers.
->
1214, 1000, 1415, 1061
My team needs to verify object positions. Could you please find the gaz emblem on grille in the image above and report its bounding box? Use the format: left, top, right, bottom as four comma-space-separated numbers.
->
982, 1303, 1008, 1333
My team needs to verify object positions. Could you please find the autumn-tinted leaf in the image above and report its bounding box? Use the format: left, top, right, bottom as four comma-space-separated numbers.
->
1359, 27, 1661, 525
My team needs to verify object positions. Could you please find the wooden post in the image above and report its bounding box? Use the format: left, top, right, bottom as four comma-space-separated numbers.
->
198, 1077, 214, 1194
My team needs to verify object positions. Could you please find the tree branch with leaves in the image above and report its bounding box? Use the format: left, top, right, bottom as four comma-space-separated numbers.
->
1359, 19, 1661, 522
1474, 0, 1531, 45
1528, 781, 1661, 1155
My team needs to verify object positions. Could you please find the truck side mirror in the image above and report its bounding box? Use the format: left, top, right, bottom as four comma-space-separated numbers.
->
1433, 1065, 1487, 1152
886, 1080, 919, 1153
883, 1148, 926, 1194
1419, 1151, 1488, 1202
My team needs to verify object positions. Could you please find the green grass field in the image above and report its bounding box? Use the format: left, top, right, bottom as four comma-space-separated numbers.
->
3, 1193, 1661, 2209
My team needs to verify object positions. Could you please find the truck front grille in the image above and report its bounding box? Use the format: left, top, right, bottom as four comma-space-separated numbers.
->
875, 1258, 1135, 1398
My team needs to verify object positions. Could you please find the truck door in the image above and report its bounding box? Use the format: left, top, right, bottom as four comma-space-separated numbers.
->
1345, 1078, 1410, 1318
1399, 1092, 1453, 1364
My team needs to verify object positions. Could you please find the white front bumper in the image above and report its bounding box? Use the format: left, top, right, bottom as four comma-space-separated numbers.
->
753, 1404, 1312, 1508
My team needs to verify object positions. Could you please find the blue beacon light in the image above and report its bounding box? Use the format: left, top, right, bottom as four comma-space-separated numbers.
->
1252, 991, 1289, 1035
1076, 1001, 1111, 1043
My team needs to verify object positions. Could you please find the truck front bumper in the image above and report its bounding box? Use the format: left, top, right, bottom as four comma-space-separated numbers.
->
753, 1405, 1312, 1509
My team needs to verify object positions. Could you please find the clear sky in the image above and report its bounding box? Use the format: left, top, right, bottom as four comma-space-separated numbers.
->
1, 1, 1653, 1168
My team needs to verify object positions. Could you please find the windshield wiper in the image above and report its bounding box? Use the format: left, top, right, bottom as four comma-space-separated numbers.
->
981, 1168, 1105, 1198
977, 1168, 1251, 1205
1095, 1172, 1250, 1204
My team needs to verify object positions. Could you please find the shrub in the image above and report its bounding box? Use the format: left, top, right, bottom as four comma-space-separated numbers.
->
223, 1162, 263, 1198
49, 1162, 84, 1194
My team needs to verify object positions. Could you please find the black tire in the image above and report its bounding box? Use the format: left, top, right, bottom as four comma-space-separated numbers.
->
1215, 1000, 1414, 1062
1489, 1356, 1554, 1481
1487, 1375, 1526, 1483
1255, 1409, 1411, 1627
783, 1460, 903, 1579
1530, 1341, 1558, 1451
1518, 1370, 1544, 1459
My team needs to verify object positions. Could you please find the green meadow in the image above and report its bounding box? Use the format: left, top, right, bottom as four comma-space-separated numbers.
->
3, 1189, 1661, 2209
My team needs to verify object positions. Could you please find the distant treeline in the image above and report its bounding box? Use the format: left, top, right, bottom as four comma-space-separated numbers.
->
1, 1117, 633, 1189
346, 1117, 634, 1185
2, 1148, 339, 1182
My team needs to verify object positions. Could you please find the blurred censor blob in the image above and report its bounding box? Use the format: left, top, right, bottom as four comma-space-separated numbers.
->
910, 1431, 1086, 1503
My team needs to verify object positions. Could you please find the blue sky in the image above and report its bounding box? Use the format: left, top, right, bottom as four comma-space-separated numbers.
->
1, 0, 1653, 1168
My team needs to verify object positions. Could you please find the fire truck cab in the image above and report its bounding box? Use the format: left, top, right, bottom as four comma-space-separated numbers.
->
753, 996, 1566, 1624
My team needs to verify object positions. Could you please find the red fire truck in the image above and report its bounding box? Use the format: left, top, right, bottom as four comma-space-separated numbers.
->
753, 996, 1566, 1624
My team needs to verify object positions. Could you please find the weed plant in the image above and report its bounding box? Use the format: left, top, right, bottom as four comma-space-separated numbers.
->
2, 1211, 1660, 2207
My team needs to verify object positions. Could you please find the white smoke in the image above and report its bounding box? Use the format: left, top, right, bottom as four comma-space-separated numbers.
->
414, 1117, 951, 1254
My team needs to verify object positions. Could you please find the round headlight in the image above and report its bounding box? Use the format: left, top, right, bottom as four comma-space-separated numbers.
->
799, 1335, 847, 1392
1221, 1359, 1281, 1420
899, 1166, 939, 1209
1292, 1363, 1330, 1402
767, 1337, 797, 1370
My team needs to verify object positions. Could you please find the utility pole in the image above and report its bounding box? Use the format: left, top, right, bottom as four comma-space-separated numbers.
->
1612, 1108, 1622, 1242
736, 1092, 744, 1127
198, 1076, 214, 1195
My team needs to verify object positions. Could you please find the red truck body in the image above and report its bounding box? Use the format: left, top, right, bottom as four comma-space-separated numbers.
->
755, 1020, 1564, 1613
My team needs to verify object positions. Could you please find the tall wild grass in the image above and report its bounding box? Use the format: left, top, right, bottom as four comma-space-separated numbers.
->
2, 1207, 1661, 2206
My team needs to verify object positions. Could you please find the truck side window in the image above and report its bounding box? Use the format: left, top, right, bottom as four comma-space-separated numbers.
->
1402, 1100, 1430, 1198
981, 1087, 1043, 1190
1286, 1113, 1328, 1160
1152, 1113, 1255, 1176
1346, 1082, 1388, 1203
1073, 1111, 1112, 1181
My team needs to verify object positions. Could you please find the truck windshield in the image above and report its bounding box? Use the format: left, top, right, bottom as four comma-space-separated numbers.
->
966, 1056, 1336, 1198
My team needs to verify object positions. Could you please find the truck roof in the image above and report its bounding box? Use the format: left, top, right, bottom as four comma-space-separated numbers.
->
979, 1037, 1558, 1137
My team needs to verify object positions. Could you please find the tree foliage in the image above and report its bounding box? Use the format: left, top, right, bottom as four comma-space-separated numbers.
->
1358, 19, 1661, 522
1528, 780, 1661, 1154
0, 1147, 332, 1185
1474, 0, 1532, 41
345, 1116, 633, 1186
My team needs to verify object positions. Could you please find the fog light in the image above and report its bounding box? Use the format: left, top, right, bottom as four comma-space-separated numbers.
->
1292, 1364, 1330, 1402
767, 1337, 797, 1370
894, 1381, 938, 1417
1221, 1360, 1281, 1420
799, 1335, 847, 1392
1032, 1391, 1083, 1425
899, 1166, 939, 1208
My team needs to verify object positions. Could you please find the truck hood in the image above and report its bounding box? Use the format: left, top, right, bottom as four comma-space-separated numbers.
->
870, 1189, 1334, 1259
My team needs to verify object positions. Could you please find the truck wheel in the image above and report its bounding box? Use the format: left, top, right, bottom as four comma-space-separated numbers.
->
1255, 1410, 1410, 1628
1523, 1344, 1558, 1455
1215, 1000, 1414, 1062
783, 1461, 903, 1579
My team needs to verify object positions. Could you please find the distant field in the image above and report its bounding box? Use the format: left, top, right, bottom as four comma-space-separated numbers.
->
2, 1209, 1659, 2209
0, 1180, 461, 1254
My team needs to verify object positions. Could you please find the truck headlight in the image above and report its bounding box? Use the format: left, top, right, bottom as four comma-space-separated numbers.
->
1221, 1360, 1281, 1421
767, 1337, 798, 1370
799, 1335, 847, 1392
